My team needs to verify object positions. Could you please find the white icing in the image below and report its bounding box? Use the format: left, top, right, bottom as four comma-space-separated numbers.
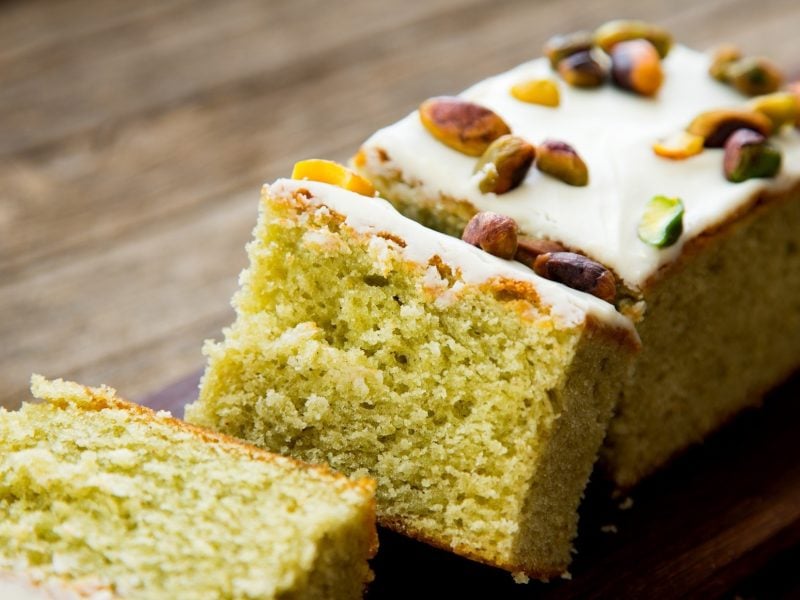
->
360, 45, 800, 288
269, 179, 637, 338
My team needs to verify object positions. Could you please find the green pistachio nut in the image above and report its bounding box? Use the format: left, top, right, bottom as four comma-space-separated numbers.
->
535, 139, 589, 186
474, 135, 536, 194
638, 195, 684, 248
723, 129, 782, 183
594, 19, 673, 58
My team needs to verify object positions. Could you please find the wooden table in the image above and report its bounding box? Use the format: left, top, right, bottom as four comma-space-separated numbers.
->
3, 0, 800, 596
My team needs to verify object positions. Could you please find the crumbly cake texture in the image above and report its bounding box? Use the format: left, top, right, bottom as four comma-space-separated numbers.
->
354, 44, 800, 487
185, 179, 637, 578
0, 376, 377, 600
603, 181, 800, 485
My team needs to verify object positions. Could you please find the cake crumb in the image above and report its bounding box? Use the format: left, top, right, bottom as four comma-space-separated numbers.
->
512, 571, 530, 584
601, 524, 618, 534
560, 570, 573, 581
618, 496, 634, 510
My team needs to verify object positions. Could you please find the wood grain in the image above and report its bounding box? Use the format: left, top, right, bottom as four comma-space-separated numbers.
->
3, 0, 800, 409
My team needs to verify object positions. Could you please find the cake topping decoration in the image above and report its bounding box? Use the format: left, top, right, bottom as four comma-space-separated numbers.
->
543, 31, 594, 69
510, 78, 560, 107
474, 135, 536, 194
610, 39, 664, 97
725, 57, 783, 97
638, 195, 684, 248
708, 45, 782, 96
291, 159, 375, 197
533, 252, 617, 303
747, 92, 799, 130
723, 129, 782, 183
461, 212, 518, 259
515, 237, 568, 269
593, 19, 673, 59
686, 108, 772, 147
556, 50, 607, 88
652, 131, 704, 160
709, 45, 742, 81
535, 139, 589, 186
419, 96, 511, 156
788, 82, 800, 123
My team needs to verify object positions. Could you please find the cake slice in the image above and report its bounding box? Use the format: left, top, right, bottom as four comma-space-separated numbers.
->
185, 175, 638, 578
0, 376, 377, 600
353, 23, 800, 487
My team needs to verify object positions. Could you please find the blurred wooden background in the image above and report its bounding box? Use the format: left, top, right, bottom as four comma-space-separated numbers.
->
2, 0, 800, 409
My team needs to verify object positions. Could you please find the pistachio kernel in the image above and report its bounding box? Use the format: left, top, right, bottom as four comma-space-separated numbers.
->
686, 108, 772, 148
747, 92, 800, 130
515, 237, 568, 270
557, 51, 608, 88
723, 129, 782, 183
291, 159, 375, 197
419, 96, 511, 157
543, 31, 595, 70
461, 212, 519, 259
709, 44, 742, 81
474, 135, 536, 194
652, 131, 704, 160
610, 39, 664, 97
510, 78, 560, 107
533, 252, 617, 303
638, 195, 684, 248
594, 19, 673, 59
535, 139, 589, 186
726, 57, 783, 96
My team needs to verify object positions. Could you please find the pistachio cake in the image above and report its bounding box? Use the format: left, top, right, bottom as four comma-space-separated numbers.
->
353, 22, 800, 487
0, 376, 377, 600
185, 175, 639, 578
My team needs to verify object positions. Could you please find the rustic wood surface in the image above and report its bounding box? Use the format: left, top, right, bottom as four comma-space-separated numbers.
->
3, 0, 800, 410
3, 0, 800, 596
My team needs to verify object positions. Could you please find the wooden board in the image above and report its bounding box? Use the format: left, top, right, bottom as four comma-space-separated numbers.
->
141, 371, 800, 598
4, 0, 800, 411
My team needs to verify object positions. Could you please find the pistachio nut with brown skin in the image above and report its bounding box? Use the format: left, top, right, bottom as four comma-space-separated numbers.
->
686, 108, 772, 148
557, 51, 607, 88
610, 39, 664, 97
723, 129, 782, 183
419, 97, 511, 156
543, 31, 595, 69
535, 140, 589, 186
474, 135, 536, 194
515, 237, 568, 270
709, 44, 742, 81
594, 19, 673, 58
461, 212, 519, 259
533, 252, 617, 303
727, 57, 783, 96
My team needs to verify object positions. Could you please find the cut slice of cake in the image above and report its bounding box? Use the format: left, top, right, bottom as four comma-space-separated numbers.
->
353, 22, 800, 487
185, 176, 639, 578
0, 376, 377, 600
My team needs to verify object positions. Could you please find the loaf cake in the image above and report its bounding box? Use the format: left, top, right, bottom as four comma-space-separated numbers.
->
353, 22, 800, 487
0, 376, 377, 599
185, 173, 639, 578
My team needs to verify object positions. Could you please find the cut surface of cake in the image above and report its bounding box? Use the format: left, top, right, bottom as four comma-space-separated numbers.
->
0, 376, 377, 600
354, 27, 800, 487
185, 177, 639, 578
